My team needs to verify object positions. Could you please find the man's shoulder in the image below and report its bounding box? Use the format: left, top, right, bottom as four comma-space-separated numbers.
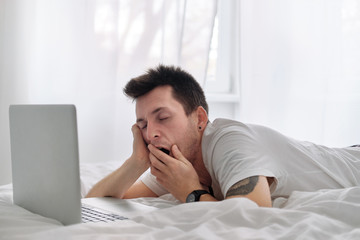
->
206, 118, 247, 134
206, 118, 288, 140
202, 118, 291, 157
202, 118, 254, 152
211, 118, 244, 127
204, 118, 261, 140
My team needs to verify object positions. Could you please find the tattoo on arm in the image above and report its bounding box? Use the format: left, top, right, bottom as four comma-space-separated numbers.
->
226, 176, 259, 198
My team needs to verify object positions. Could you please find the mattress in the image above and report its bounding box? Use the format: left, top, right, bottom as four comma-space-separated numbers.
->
1, 161, 359, 239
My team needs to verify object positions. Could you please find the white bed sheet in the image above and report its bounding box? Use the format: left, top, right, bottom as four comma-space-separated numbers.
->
1, 161, 359, 240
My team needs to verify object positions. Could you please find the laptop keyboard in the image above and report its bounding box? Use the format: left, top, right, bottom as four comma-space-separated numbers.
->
81, 204, 128, 223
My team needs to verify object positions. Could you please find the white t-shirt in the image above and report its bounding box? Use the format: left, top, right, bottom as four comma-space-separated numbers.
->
141, 118, 360, 200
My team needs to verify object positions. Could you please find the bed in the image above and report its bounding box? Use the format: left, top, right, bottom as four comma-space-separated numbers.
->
1, 161, 359, 239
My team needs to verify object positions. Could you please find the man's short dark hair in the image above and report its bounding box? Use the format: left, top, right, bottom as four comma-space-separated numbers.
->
124, 65, 209, 115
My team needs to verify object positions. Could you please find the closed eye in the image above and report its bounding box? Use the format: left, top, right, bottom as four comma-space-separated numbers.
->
158, 114, 170, 121
137, 122, 147, 130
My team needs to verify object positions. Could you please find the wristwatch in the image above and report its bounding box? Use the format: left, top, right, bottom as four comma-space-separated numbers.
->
185, 190, 210, 203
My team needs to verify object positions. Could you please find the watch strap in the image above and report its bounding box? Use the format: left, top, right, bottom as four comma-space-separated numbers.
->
186, 190, 210, 203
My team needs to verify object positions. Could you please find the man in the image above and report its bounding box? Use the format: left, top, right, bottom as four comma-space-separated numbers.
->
86, 65, 360, 207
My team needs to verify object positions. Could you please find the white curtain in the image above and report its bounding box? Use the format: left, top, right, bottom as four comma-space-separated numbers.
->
0, 0, 216, 184
238, 0, 360, 147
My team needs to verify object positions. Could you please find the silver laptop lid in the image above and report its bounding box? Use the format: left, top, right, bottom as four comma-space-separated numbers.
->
9, 104, 81, 225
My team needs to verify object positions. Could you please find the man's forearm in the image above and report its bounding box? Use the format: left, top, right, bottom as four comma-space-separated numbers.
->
85, 157, 149, 198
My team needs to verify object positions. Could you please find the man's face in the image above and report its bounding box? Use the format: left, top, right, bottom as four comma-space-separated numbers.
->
135, 85, 200, 162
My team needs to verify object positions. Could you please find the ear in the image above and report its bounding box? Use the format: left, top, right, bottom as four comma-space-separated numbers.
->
195, 106, 208, 131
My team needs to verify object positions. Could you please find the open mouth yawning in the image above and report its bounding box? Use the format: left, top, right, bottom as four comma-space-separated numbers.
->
159, 148, 170, 155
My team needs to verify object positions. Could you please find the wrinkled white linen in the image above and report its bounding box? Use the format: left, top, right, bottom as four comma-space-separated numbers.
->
1, 162, 359, 240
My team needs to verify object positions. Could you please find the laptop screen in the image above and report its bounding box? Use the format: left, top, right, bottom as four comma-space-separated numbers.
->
9, 105, 82, 225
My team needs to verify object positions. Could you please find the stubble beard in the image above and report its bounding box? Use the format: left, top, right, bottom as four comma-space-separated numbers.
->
181, 122, 201, 165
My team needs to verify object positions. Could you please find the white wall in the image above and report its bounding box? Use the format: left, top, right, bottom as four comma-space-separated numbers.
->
238, 0, 360, 147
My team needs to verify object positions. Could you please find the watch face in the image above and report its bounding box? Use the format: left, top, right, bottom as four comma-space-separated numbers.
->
186, 193, 196, 202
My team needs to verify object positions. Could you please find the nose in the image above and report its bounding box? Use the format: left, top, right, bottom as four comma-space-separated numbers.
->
146, 121, 160, 142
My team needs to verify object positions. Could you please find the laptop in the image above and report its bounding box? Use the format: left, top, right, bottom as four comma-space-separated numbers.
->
9, 104, 155, 225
